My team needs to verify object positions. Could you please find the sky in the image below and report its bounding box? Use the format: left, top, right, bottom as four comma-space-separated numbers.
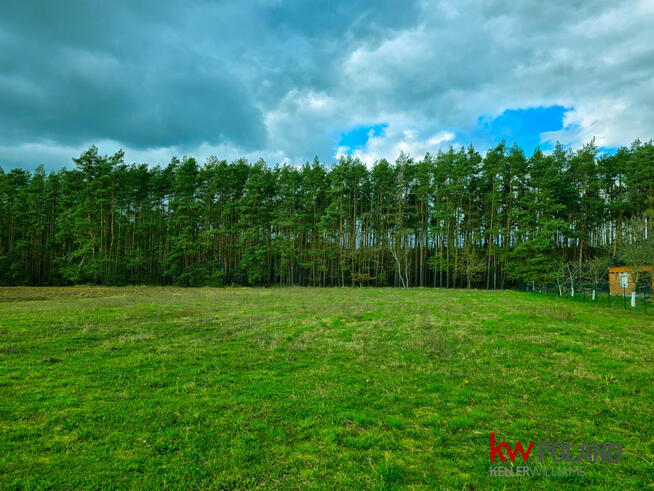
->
1, 0, 654, 171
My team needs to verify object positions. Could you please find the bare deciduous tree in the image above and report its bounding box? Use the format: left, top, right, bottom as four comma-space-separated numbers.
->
556, 261, 583, 296
583, 256, 611, 301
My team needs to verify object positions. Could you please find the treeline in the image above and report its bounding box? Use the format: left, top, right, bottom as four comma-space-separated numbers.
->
1, 140, 653, 287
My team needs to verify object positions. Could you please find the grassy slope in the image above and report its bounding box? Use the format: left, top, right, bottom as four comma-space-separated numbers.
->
0, 287, 652, 489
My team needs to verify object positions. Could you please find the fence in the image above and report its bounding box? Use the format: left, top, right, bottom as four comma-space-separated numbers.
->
518, 281, 652, 314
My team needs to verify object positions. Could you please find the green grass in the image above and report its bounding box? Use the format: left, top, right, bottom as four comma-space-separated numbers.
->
0, 287, 652, 489
524, 287, 654, 314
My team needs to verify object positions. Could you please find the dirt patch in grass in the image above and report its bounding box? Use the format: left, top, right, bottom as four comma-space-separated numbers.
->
0, 286, 131, 303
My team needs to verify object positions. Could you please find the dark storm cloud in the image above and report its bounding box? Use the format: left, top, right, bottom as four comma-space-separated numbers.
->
0, 0, 421, 158
0, 1, 268, 149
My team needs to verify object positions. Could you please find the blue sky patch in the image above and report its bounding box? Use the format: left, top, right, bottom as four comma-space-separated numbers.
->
470, 105, 570, 153
338, 123, 388, 153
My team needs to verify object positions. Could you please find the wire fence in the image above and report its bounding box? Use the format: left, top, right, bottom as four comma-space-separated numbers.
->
518, 281, 652, 314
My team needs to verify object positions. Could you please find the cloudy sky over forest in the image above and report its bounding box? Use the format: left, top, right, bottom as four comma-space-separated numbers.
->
1, 0, 654, 170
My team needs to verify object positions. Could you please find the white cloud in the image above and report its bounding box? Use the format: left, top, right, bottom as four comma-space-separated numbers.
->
428, 132, 455, 146
327, 0, 654, 154
347, 124, 456, 165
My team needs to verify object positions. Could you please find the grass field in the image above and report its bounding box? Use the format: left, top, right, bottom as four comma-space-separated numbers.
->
0, 287, 652, 489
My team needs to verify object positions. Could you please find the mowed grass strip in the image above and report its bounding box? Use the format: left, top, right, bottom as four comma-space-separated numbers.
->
0, 287, 652, 489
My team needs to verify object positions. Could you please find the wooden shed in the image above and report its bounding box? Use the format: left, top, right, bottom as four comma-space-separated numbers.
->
608, 266, 654, 295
